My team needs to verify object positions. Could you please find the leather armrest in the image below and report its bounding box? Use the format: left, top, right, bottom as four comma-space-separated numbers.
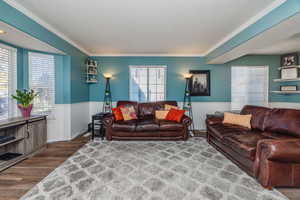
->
257, 139, 300, 163
206, 116, 223, 125
181, 115, 192, 126
102, 114, 115, 127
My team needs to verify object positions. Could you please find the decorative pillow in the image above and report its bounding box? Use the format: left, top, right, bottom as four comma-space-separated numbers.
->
155, 110, 169, 120
222, 112, 252, 129
165, 108, 185, 123
112, 107, 123, 121
165, 104, 179, 111
120, 106, 138, 121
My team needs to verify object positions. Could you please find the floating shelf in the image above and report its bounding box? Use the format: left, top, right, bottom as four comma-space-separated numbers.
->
272, 91, 300, 94
278, 65, 300, 70
0, 154, 26, 172
0, 137, 25, 148
86, 80, 98, 83
273, 78, 300, 82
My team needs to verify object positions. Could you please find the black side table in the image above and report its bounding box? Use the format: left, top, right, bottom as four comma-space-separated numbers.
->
91, 112, 111, 140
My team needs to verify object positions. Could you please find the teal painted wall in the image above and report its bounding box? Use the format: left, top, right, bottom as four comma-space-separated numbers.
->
0, 1, 89, 104
90, 55, 300, 103
0, 40, 72, 104
89, 57, 230, 102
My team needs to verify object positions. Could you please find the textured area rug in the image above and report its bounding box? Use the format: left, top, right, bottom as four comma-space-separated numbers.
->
21, 138, 288, 200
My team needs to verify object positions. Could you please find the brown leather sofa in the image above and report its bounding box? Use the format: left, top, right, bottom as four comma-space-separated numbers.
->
206, 105, 300, 189
103, 101, 192, 141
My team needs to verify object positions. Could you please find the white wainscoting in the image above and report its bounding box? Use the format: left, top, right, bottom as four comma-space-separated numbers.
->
47, 104, 71, 143
270, 102, 300, 109
71, 101, 90, 139
47, 102, 90, 143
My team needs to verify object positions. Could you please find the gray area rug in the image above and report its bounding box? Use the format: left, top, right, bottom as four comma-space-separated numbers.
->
21, 137, 288, 200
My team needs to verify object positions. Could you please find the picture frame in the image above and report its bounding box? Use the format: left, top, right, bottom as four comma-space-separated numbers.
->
280, 85, 297, 91
189, 70, 210, 96
281, 53, 298, 67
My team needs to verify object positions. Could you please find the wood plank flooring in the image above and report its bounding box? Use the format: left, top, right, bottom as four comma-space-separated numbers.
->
0, 136, 89, 200
0, 135, 299, 200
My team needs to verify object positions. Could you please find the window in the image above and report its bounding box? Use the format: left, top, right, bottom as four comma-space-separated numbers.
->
0, 44, 17, 120
231, 66, 269, 111
29, 52, 55, 113
129, 65, 166, 102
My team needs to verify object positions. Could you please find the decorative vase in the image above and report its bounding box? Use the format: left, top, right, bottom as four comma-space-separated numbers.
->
18, 104, 33, 118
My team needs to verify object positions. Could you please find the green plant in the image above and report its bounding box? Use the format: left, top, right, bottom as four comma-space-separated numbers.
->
11, 89, 38, 108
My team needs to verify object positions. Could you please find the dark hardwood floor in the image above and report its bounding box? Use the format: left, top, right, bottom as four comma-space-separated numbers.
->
0, 135, 298, 200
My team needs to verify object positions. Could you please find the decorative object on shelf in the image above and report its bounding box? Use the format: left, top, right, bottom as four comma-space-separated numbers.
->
189, 70, 210, 96
183, 73, 194, 133
11, 89, 38, 117
86, 58, 98, 83
280, 85, 297, 91
281, 67, 298, 79
102, 73, 112, 113
281, 53, 298, 67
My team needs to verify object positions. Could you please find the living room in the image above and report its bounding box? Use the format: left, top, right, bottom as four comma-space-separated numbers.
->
0, 0, 300, 200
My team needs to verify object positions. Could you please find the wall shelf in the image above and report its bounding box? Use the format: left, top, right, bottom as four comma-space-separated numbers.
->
86, 60, 98, 84
273, 78, 300, 82
278, 65, 300, 70
272, 91, 300, 94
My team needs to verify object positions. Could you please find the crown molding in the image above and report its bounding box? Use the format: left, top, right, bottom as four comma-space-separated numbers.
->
203, 0, 287, 56
3, 0, 91, 55
89, 53, 205, 57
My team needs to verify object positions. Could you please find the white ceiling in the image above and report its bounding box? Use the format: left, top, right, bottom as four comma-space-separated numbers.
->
208, 12, 300, 64
0, 21, 65, 54
9, 0, 281, 56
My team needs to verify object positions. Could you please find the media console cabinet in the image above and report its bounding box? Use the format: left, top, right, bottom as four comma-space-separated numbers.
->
0, 115, 47, 171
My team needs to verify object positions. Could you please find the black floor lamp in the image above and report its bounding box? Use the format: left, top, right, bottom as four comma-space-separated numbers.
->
102, 73, 112, 113
183, 74, 195, 134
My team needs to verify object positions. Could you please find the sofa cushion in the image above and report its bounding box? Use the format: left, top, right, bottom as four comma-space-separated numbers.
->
159, 120, 183, 131
112, 120, 137, 132
223, 112, 252, 129
117, 101, 138, 113
223, 132, 268, 160
136, 119, 159, 132
240, 105, 271, 131
262, 131, 295, 140
264, 108, 300, 137
208, 123, 249, 141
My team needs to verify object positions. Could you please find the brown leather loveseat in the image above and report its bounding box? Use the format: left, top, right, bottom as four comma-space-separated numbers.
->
206, 105, 300, 189
103, 101, 192, 141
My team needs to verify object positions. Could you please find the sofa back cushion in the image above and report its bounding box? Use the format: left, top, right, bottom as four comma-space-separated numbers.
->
138, 101, 178, 120
264, 108, 300, 137
138, 102, 157, 119
240, 105, 271, 131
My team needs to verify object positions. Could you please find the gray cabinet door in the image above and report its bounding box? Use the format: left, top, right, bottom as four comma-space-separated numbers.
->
24, 119, 47, 154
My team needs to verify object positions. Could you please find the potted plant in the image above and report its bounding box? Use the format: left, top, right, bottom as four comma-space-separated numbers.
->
11, 89, 38, 118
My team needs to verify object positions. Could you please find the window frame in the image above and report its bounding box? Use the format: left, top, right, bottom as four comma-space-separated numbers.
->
129, 65, 167, 102
231, 65, 269, 111
0, 43, 17, 119
28, 52, 55, 114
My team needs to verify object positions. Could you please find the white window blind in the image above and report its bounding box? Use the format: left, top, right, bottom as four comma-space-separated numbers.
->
231, 66, 269, 111
29, 52, 55, 114
0, 44, 17, 120
129, 65, 166, 102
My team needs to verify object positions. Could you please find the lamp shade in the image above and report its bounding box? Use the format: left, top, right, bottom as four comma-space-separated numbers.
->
103, 73, 112, 79
183, 73, 192, 79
